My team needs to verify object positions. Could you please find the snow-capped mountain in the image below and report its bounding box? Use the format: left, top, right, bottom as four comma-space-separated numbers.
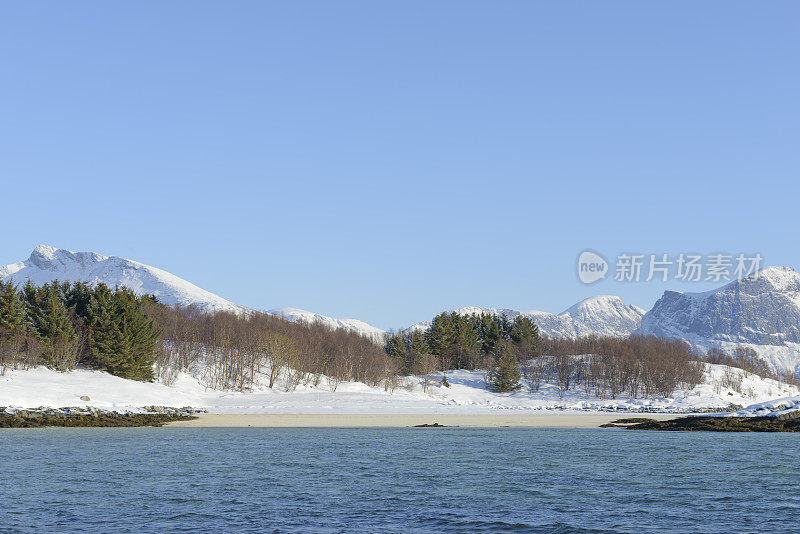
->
1, 245, 388, 341
268, 307, 387, 342
636, 267, 800, 373
1, 245, 245, 314
406, 296, 645, 339
637, 267, 800, 344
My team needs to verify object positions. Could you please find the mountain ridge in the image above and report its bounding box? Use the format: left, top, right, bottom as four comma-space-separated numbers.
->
405, 295, 645, 339
1, 245, 245, 314
636, 266, 800, 345
635, 266, 800, 373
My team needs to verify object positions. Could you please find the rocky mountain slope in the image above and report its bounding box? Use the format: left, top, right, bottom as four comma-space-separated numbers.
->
636, 267, 800, 373
637, 267, 800, 344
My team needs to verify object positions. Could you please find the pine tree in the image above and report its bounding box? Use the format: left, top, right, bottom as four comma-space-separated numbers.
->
115, 288, 159, 381
24, 283, 77, 369
65, 281, 93, 319
408, 331, 428, 375
0, 280, 26, 340
86, 285, 158, 381
387, 335, 409, 375
453, 314, 479, 369
510, 315, 540, 361
86, 283, 128, 375
488, 342, 522, 392
479, 313, 502, 355
426, 312, 456, 369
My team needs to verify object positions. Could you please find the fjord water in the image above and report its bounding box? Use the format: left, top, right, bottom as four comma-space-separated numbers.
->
1, 428, 798, 533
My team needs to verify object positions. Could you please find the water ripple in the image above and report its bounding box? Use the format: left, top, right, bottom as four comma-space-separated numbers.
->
1, 428, 799, 533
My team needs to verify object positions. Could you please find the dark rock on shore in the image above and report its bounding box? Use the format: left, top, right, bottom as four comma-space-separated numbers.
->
0, 407, 198, 428
604, 415, 800, 432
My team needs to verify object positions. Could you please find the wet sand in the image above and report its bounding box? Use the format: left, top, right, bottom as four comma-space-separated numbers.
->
166, 413, 681, 428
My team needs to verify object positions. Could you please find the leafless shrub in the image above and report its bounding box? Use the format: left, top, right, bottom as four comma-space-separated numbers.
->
538, 335, 706, 399
141, 303, 393, 393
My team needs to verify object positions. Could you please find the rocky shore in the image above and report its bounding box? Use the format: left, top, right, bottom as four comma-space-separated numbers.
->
0, 406, 202, 428
602, 412, 800, 432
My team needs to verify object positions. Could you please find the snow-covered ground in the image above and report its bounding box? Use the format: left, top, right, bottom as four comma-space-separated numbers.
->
726, 396, 800, 418
1, 362, 796, 415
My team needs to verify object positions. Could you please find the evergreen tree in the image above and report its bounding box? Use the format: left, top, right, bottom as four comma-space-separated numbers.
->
498, 313, 513, 340
86, 284, 158, 381
387, 335, 409, 374
488, 342, 522, 392
426, 312, 456, 369
0, 280, 26, 340
510, 315, 540, 361
478, 313, 501, 355
453, 314, 479, 369
21, 280, 39, 321
408, 331, 428, 375
115, 288, 159, 381
32, 284, 76, 341
86, 283, 127, 375
65, 281, 93, 319
24, 283, 77, 368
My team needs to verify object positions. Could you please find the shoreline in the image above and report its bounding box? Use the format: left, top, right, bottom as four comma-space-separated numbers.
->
165, 413, 681, 428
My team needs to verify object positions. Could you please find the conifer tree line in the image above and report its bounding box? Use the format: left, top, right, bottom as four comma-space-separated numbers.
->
0, 280, 159, 380
386, 312, 540, 392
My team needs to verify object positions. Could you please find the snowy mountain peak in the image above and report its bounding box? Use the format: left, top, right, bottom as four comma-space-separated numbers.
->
562, 295, 644, 317
752, 266, 800, 293
27, 244, 106, 271
560, 295, 646, 337
2, 245, 245, 314
30, 244, 59, 262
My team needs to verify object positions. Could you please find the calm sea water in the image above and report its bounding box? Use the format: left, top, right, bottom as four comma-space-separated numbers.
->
1, 427, 799, 533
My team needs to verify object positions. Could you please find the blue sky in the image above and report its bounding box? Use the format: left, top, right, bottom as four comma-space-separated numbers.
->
1, 2, 798, 330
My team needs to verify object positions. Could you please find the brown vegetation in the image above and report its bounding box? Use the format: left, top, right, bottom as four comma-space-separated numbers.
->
144, 303, 392, 392
530, 335, 705, 399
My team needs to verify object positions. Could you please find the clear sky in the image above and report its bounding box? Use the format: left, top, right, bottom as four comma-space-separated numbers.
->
1, 2, 798, 330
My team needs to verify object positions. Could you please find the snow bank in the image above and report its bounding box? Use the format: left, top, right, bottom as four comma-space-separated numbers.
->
727, 396, 800, 418
2, 362, 796, 415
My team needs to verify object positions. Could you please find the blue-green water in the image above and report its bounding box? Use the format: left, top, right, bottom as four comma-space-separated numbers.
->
1, 428, 798, 533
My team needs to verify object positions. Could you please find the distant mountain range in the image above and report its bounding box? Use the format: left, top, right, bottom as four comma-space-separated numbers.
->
5, 245, 800, 373
405, 296, 645, 339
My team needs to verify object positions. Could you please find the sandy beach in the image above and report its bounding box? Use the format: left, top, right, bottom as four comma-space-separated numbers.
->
165, 413, 681, 428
